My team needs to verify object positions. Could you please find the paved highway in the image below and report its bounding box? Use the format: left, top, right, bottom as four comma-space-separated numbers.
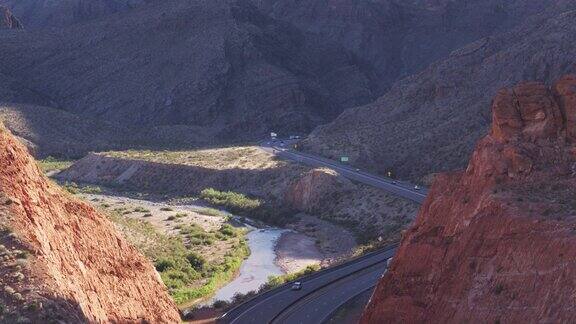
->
271, 259, 388, 324
220, 247, 396, 324
220, 139, 427, 324
261, 139, 427, 203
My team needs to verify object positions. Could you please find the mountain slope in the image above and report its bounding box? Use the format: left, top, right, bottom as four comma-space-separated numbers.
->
303, 7, 576, 181
362, 76, 576, 323
1, 0, 574, 154
259, 0, 570, 93
0, 0, 374, 143
0, 123, 180, 322
0, 0, 148, 28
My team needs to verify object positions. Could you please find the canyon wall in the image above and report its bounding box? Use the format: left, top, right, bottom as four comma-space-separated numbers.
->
0, 124, 180, 323
362, 75, 576, 323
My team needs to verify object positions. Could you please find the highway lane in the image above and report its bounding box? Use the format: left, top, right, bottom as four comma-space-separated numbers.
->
272, 261, 387, 324
220, 247, 396, 324
261, 140, 427, 203
220, 139, 426, 324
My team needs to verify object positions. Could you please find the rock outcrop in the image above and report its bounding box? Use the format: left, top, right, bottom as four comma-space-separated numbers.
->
362, 76, 576, 323
285, 168, 354, 212
0, 5, 21, 29
0, 124, 180, 323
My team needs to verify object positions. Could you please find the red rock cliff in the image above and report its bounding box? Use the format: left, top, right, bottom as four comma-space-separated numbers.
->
362, 75, 576, 323
0, 124, 180, 323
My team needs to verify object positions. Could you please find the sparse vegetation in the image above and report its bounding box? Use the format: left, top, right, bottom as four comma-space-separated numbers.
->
133, 207, 151, 213
37, 157, 73, 173
200, 188, 295, 226
106, 210, 248, 305
63, 182, 102, 195
264, 264, 321, 290
191, 207, 226, 217
200, 188, 261, 213
105, 146, 285, 170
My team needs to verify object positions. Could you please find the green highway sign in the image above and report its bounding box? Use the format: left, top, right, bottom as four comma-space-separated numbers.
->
340, 156, 349, 163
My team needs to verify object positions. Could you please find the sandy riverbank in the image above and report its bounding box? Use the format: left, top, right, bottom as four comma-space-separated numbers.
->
275, 214, 357, 273
275, 231, 323, 273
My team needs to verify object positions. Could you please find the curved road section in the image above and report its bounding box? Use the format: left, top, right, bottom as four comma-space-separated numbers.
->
220, 139, 427, 324
261, 140, 427, 203
219, 247, 397, 324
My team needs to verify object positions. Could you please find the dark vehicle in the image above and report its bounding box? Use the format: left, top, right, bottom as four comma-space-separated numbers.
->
291, 282, 302, 291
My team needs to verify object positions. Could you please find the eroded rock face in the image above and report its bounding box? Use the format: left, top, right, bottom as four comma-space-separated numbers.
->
0, 5, 21, 29
285, 168, 354, 212
362, 76, 576, 323
0, 125, 180, 323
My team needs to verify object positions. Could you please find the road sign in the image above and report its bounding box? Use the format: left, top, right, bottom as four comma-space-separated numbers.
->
270, 132, 277, 139
340, 156, 349, 163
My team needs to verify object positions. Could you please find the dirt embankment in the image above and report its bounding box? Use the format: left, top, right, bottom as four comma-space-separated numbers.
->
0, 124, 180, 323
59, 148, 418, 244
363, 76, 576, 323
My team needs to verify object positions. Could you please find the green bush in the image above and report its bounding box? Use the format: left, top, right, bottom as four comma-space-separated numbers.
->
219, 224, 237, 237
155, 258, 176, 272
200, 188, 295, 226
264, 264, 321, 290
200, 188, 261, 213
186, 252, 207, 271
133, 207, 151, 213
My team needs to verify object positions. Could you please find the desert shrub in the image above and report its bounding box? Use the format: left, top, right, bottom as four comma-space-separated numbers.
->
218, 224, 237, 237
155, 258, 176, 272
263, 264, 321, 290
186, 252, 207, 271
200, 188, 261, 213
212, 300, 228, 309
160, 207, 174, 211
134, 207, 151, 213
194, 207, 225, 217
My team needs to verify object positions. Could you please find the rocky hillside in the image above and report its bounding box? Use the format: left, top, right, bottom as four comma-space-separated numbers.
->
0, 103, 215, 158
1, 0, 574, 157
362, 76, 576, 323
0, 0, 148, 28
0, 124, 180, 322
259, 0, 566, 93
303, 5, 576, 181
0, 5, 21, 29
0, 0, 375, 146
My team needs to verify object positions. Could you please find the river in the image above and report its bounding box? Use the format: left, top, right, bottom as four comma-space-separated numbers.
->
208, 226, 288, 303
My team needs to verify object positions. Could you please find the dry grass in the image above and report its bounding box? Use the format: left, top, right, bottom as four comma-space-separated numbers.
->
105, 146, 286, 170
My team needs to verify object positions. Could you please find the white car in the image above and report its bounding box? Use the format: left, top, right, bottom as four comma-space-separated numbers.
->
414, 185, 421, 190
387, 258, 394, 267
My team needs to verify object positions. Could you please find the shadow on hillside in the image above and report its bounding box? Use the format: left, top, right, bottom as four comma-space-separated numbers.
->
1, 103, 268, 159
58, 151, 302, 200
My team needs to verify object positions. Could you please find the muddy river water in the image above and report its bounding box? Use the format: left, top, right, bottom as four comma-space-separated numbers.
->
208, 226, 288, 303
